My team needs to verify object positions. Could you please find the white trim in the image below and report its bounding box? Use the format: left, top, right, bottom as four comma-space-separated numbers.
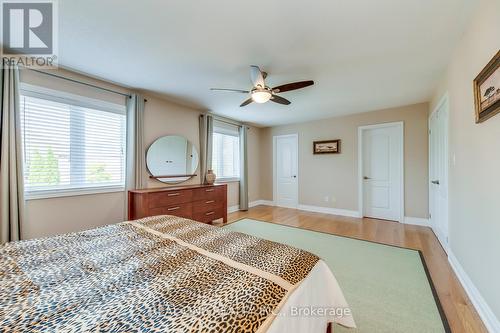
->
449, 252, 500, 333
25, 186, 125, 200
297, 204, 362, 218
249, 200, 275, 207
273, 134, 299, 209
428, 93, 450, 253
20, 86, 127, 200
246, 201, 433, 224
403, 216, 430, 227
20, 83, 126, 115
247, 200, 361, 218
358, 121, 405, 223
227, 205, 240, 214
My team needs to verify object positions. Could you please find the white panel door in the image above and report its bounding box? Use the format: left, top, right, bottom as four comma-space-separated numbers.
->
362, 125, 402, 221
275, 135, 298, 208
429, 101, 449, 250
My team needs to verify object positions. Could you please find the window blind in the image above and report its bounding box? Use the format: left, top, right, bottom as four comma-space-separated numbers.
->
20, 92, 126, 197
212, 120, 240, 180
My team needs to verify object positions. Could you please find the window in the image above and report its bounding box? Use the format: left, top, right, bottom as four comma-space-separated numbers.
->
20, 87, 126, 198
212, 121, 240, 181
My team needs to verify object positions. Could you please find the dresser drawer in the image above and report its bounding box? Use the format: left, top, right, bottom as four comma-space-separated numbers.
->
128, 184, 227, 224
192, 199, 223, 214
149, 203, 193, 219
193, 208, 224, 223
149, 190, 193, 208
192, 186, 224, 201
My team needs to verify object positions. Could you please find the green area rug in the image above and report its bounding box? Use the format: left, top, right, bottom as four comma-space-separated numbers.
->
225, 219, 450, 333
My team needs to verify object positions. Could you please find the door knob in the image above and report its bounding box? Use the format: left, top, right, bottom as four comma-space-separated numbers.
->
292, 175, 297, 178
363, 176, 371, 180
431, 180, 440, 185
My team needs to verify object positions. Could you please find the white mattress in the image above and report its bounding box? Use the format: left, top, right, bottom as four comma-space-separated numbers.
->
265, 260, 356, 333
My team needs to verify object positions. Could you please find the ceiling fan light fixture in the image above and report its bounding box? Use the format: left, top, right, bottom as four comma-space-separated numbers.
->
251, 90, 272, 103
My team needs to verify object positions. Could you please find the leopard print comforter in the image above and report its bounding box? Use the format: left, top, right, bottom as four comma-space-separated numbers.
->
0, 215, 319, 332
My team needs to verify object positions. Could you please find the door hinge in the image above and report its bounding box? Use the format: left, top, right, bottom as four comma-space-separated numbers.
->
429, 213, 432, 219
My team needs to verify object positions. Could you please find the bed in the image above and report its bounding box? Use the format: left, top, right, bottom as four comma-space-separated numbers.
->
0, 215, 356, 332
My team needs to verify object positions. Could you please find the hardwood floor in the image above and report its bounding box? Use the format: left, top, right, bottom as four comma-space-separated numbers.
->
225, 205, 487, 333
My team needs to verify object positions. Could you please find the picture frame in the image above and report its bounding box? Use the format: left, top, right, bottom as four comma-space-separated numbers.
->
473, 50, 500, 123
313, 139, 341, 154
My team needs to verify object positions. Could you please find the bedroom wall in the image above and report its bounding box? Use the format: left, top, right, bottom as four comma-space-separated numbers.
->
430, 0, 500, 326
259, 103, 429, 219
20, 69, 260, 239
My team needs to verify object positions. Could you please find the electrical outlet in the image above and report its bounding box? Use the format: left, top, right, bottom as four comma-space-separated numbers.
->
324, 196, 329, 202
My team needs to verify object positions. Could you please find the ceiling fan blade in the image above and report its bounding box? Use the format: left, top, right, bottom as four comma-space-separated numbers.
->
270, 95, 291, 105
272, 80, 314, 93
250, 65, 265, 88
240, 98, 253, 107
210, 88, 249, 93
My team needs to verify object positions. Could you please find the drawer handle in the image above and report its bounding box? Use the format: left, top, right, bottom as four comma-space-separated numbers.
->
205, 189, 215, 192
167, 206, 180, 211
205, 200, 215, 204
205, 211, 215, 216
168, 193, 181, 197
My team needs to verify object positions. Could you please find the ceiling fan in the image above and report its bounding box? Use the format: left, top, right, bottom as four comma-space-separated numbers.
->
210, 66, 314, 107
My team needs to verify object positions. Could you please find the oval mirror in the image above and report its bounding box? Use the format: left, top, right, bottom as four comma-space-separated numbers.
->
146, 135, 199, 184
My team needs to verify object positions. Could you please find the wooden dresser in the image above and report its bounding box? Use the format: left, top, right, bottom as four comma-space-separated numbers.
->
128, 184, 227, 224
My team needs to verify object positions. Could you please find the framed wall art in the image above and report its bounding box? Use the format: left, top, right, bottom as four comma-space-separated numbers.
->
473, 50, 500, 123
313, 140, 341, 154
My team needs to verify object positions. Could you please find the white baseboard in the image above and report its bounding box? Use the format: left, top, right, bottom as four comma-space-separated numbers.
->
297, 204, 362, 218
227, 205, 239, 214
244, 200, 430, 227
245, 202, 432, 226
248, 201, 361, 218
449, 252, 500, 333
247, 201, 361, 218
403, 216, 430, 227
249, 200, 275, 207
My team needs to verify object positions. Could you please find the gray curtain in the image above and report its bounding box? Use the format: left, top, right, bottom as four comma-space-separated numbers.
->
125, 94, 146, 216
239, 125, 248, 211
199, 114, 213, 184
0, 62, 24, 244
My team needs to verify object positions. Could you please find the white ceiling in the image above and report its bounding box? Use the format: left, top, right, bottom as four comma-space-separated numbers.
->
59, 0, 477, 126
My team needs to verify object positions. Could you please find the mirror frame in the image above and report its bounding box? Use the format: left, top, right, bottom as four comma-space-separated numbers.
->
146, 135, 199, 184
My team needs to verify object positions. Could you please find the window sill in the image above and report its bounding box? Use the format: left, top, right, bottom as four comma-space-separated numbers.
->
215, 178, 240, 184
25, 186, 125, 200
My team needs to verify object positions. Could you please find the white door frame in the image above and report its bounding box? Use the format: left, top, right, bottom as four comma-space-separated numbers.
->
358, 122, 405, 222
428, 93, 450, 253
273, 133, 299, 208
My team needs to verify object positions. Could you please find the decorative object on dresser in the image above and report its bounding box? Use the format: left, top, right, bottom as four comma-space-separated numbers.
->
128, 184, 227, 223
205, 169, 216, 185
146, 135, 199, 183
313, 139, 341, 154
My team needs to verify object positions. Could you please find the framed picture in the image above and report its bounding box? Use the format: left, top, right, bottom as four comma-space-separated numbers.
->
473, 50, 500, 123
313, 139, 341, 154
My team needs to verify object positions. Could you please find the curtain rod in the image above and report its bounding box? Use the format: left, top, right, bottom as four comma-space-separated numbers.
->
216, 118, 250, 130
26, 68, 132, 99
203, 114, 247, 128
